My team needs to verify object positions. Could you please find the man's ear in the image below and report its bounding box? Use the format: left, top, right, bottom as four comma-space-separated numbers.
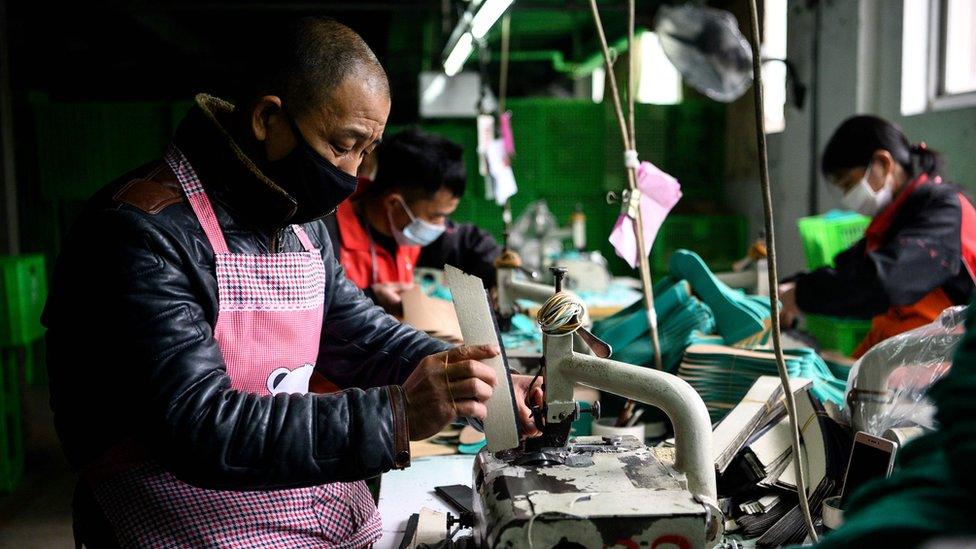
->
250, 95, 284, 143
384, 192, 402, 213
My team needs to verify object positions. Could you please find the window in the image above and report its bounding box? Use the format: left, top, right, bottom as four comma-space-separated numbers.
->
762, 0, 788, 133
902, 0, 976, 115
941, 0, 976, 95
637, 31, 682, 105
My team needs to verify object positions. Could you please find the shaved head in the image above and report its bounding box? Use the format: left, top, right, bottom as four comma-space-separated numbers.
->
245, 17, 389, 116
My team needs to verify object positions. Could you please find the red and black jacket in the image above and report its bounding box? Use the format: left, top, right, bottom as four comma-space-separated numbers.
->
795, 174, 976, 320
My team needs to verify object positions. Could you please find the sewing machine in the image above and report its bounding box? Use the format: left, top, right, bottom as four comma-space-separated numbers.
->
471, 268, 720, 548
500, 201, 611, 310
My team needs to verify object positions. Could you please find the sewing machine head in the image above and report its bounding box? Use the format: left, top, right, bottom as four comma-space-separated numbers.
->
471, 268, 721, 548
494, 212, 610, 329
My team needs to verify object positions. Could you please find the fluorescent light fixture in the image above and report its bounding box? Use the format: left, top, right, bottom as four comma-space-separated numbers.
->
637, 31, 682, 105
422, 73, 448, 104
444, 32, 474, 77
470, 0, 514, 39
762, 0, 787, 133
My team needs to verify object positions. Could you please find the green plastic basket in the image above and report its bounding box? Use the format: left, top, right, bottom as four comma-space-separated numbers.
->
805, 313, 873, 357
797, 214, 873, 356
650, 215, 748, 276
797, 213, 871, 270
0, 255, 48, 347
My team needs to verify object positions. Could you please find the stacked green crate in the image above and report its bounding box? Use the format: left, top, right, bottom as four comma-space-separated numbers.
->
649, 215, 748, 277
507, 99, 613, 263
0, 255, 45, 493
423, 99, 733, 277
0, 255, 47, 348
32, 100, 176, 201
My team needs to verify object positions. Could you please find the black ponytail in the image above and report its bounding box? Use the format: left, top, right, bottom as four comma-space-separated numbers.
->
908, 141, 944, 178
821, 115, 944, 180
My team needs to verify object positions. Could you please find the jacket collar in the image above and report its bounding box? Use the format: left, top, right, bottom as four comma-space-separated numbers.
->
865, 173, 934, 251
335, 200, 373, 251
172, 94, 298, 231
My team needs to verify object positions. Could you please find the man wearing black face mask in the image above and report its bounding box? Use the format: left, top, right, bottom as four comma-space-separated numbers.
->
43, 18, 542, 547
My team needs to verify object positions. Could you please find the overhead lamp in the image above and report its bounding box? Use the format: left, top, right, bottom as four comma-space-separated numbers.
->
441, 0, 515, 76
444, 32, 474, 77
470, 0, 514, 39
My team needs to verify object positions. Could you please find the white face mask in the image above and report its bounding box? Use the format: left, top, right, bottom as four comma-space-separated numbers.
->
842, 164, 892, 216
388, 196, 446, 247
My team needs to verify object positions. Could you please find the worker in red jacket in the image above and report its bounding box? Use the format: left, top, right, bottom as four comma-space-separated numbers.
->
780, 115, 975, 358
325, 128, 500, 314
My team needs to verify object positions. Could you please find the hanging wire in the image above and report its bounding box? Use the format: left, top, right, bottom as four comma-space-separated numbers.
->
499, 13, 513, 233
745, 0, 819, 541
499, 13, 511, 114
587, 0, 663, 371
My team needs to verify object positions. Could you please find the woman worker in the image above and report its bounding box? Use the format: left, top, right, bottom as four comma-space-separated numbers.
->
780, 115, 976, 358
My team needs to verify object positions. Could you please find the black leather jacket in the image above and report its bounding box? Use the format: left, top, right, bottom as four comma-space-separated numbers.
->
43, 94, 449, 491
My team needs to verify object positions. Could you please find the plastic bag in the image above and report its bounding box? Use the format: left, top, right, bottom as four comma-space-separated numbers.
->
846, 306, 968, 435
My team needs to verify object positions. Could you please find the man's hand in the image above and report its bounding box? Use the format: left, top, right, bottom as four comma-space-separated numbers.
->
402, 345, 499, 440
512, 374, 544, 438
778, 282, 801, 329
371, 282, 412, 315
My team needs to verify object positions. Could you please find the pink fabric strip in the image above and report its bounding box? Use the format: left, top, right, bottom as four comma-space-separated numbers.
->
291, 224, 316, 252
164, 147, 231, 254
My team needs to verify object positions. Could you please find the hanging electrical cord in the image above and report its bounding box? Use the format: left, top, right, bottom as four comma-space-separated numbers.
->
587, 0, 663, 372
499, 13, 511, 114
498, 12, 514, 231
746, 0, 819, 541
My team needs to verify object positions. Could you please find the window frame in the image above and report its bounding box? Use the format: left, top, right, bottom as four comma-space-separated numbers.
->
927, 0, 976, 111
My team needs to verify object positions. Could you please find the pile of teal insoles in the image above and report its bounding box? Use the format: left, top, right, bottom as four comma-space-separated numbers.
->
592, 277, 716, 373
677, 343, 847, 421
669, 249, 772, 346
592, 249, 847, 423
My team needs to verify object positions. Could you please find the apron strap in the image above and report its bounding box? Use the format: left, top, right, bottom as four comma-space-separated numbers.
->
291, 224, 317, 253
164, 146, 231, 255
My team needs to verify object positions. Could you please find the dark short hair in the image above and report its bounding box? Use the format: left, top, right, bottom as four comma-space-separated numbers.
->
242, 17, 389, 116
370, 128, 467, 201
821, 115, 943, 180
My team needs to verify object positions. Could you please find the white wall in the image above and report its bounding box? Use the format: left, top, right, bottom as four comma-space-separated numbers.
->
725, 0, 976, 276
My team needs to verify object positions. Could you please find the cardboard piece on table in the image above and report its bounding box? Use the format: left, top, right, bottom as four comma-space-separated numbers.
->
410, 440, 459, 458
409, 507, 448, 548
401, 286, 462, 344
444, 265, 521, 453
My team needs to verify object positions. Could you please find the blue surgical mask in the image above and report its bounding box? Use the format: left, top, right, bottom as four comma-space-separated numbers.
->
388, 196, 446, 247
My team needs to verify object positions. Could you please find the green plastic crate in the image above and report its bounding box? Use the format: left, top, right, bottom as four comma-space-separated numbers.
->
0, 349, 23, 493
797, 213, 871, 270
805, 313, 873, 356
650, 214, 748, 276
0, 255, 48, 347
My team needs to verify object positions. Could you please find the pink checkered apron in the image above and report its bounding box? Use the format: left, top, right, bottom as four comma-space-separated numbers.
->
88, 147, 382, 548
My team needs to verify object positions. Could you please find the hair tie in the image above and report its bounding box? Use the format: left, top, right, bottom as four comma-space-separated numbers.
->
911, 141, 928, 154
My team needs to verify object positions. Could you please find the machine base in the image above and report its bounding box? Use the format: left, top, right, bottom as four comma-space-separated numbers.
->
473, 435, 709, 548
